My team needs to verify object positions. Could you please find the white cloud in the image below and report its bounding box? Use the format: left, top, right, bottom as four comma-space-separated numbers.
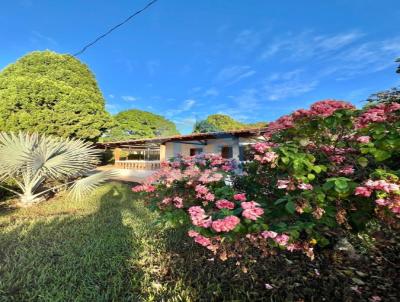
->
213, 89, 262, 122
216, 65, 256, 85
263, 69, 318, 101
324, 37, 400, 79
266, 80, 318, 101
173, 117, 198, 134
183, 99, 196, 110
203, 88, 219, 97
108, 94, 115, 99
105, 103, 120, 114
121, 95, 137, 102
173, 117, 197, 126
165, 99, 197, 117
260, 30, 363, 61
234, 29, 261, 51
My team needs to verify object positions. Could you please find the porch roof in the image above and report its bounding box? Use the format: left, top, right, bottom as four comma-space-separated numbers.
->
97, 127, 267, 149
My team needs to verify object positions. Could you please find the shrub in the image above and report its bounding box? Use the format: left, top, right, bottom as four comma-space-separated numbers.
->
133, 98, 400, 260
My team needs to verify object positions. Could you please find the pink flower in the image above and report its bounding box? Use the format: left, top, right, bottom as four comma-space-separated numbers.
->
173, 197, 183, 208
132, 184, 156, 192
188, 206, 204, 216
388, 102, 400, 112
277, 179, 290, 189
241, 201, 260, 209
211, 216, 240, 232
364, 179, 399, 193
241, 201, 264, 220
242, 207, 264, 220
297, 183, 313, 190
338, 165, 355, 175
262, 151, 279, 163
357, 136, 371, 144
204, 192, 215, 201
261, 231, 277, 239
389, 183, 400, 192
329, 155, 346, 164
233, 193, 246, 201
274, 234, 290, 246
253, 142, 272, 153
188, 206, 212, 228
194, 235, 212, 247
215, 199, 235, 210
287, 243, 301, 252
188, 230, 199, 237
195, 184, 209, 195
356, 104, 388, 128
161, 197, 171, 205
370, 296, 382, 302
375, 198, 390, 206
355, 186, 372, 197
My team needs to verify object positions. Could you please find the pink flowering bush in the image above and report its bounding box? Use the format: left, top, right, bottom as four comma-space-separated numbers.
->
133, 95, 400, 261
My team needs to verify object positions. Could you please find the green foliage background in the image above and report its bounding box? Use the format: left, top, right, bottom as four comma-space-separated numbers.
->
105, 109, 179, 141
0, 51, 112, 141
193, 114, 267, 133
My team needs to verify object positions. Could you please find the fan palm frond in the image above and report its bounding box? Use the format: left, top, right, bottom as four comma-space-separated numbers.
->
69, 170, 117, 201
0, 132, 38, 179
0, 132, 112, 204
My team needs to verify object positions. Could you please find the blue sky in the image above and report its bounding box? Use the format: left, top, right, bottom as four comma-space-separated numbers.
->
1, 0, 400, 133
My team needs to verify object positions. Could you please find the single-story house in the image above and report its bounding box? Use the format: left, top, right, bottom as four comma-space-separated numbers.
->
97, 128, 267, 171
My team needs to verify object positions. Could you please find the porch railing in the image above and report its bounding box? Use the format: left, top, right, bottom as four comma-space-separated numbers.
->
114, 160, 161, 170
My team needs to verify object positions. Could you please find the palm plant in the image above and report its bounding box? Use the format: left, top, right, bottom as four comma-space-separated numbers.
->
0, 132, 114, 205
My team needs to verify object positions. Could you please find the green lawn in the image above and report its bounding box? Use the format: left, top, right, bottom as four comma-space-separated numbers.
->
0, 182, 398, 301
0, 182, 190, 301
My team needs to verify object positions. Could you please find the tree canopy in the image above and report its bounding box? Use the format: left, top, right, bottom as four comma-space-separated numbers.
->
193, 114, 267, 133
0, 51, 112, 141
192, 120, 221, 133
104, 109, 179, 141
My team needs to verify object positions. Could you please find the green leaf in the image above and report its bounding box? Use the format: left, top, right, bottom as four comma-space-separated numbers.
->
357, 157, 369, 167
307, 173, 315, 180
285, 201, 296, 214
372, 149, 391, 161
281, 157, 290, 164
274, 197, 288, 205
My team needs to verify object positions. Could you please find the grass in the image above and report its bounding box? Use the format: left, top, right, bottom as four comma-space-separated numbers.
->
0, 182, 175, 301
0, 182, 398, 301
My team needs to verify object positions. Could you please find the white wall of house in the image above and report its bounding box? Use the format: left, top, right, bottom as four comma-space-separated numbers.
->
164, 136, 264, 161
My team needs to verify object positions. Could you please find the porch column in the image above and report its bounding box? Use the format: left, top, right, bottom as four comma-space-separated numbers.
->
160, 144, 166, 161
232, 137, 240, 161
114, 148, 121, 161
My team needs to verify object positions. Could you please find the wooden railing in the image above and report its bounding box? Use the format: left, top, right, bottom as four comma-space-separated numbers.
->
114, 160, 161, 170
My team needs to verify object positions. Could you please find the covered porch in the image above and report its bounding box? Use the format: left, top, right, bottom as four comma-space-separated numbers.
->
111, 142, 165, 170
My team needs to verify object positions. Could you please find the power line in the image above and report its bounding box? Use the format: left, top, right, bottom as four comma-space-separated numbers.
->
73, 0, 159, 57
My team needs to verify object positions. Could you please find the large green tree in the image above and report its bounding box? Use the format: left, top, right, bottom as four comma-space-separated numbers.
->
105, 109, 179, 141
0, 51, 112, 141
205, 114, 245, 131
193, 114, 267, 133
192, 120, 220, 133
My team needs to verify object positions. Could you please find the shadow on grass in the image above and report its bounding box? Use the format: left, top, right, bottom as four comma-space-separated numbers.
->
160, 226, 399, 302
0, 183, 154, 301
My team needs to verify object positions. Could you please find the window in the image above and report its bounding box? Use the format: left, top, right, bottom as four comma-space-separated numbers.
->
239, 145, 253, 161
221, 146, 233, 159
190, 148, 203, 156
